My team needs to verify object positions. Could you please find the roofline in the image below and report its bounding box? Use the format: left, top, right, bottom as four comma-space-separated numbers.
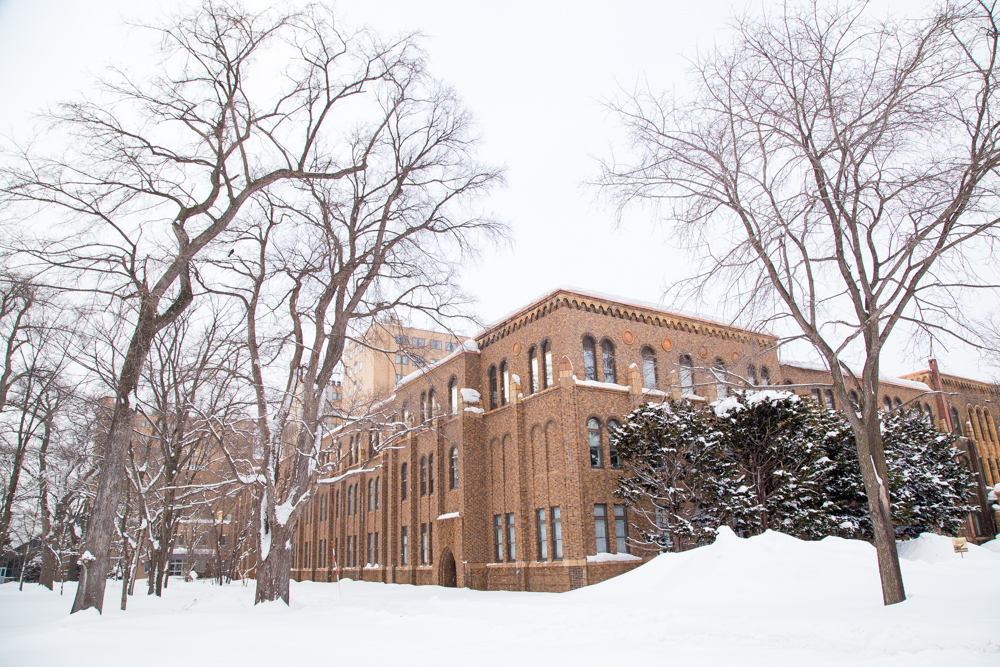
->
475, 286, 774, 342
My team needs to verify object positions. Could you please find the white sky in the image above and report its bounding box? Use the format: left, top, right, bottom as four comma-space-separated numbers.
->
0, 0, 988, 381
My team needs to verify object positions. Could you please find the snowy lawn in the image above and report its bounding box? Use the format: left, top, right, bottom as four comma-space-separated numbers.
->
1, 529, 997, 666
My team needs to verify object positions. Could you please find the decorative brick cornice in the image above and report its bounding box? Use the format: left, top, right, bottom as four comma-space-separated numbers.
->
476, 288, 773, 351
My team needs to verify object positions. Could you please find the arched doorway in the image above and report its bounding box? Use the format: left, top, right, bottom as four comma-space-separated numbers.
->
439, 549, 457, 588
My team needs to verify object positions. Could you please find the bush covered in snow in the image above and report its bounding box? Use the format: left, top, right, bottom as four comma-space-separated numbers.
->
614, 392, 978, 552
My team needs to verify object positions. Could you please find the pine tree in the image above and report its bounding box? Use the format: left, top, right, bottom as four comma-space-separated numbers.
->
612, 400, 727, 552
823, 409, 976, 539
713, 391, 841, 539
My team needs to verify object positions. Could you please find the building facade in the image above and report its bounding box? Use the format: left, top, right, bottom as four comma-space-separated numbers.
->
292, 288, 999, 592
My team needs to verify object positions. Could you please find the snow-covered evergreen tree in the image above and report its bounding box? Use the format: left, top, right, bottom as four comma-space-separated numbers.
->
822, 408, 976, 539
612, 400, 727, 551
713, 391, 840, 539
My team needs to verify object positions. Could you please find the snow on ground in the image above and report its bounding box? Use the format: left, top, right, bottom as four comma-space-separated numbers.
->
1, 530, 997, 666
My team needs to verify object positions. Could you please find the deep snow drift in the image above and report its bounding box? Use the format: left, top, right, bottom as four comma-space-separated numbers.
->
1, 530, 997, 666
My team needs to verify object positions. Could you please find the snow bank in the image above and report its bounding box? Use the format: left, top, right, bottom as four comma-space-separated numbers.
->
896, 532, 1000, 563
2, 528, 997, 667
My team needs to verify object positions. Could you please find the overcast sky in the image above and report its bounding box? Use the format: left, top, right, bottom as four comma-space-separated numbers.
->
2, 0, 985, 380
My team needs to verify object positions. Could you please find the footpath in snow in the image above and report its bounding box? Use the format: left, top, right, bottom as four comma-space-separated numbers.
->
1, 529, 997, 667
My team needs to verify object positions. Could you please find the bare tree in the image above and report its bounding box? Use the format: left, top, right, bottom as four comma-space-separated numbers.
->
599, 0, 1000, 605
1, 1, 422, 613
212, 71, 503, 603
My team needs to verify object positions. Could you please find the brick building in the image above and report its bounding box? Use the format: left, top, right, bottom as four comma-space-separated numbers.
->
292, 287, 999, 592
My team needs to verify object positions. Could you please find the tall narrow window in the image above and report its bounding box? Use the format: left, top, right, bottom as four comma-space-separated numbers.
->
421, 523, 428, 564
489, 366, 498, 409
528, 346, 539, 394
607, 419, 621, 468
420, 391, 427, 423
551, 506, 563, 559
335, 489, 340, 518
506, 513, 516, 561
950, 406, 963, 435
500, 361, 509, 405
536, 509, 548, 560
373, 532, 380, 565
594, 504, 609, 553
760, 366, 771, 386
420, 456, 427, 496
849, 390, 860, 409
304, 541, 310, 568
494, 515, 503, 562
641, 347, 657, 389
883, 396, 893, 411
747, 364, 758, 385
319, 493, 327, 521
347, 485, 354, 515
428, 388, 436, 420
374, 477, 380, 509
449, 377, 458, 415
601, 340, 616, 383
713, 358, 727, 399
582, 337, 597, 381
543, 341, 554, 388
401, 526, 409, 565
893, 397, 902, 408
614, 504, 628, 554
401, 463, 408, 501
367, 533, 373, 565
588, 418, 602, 467
824, 389, 835, 410
679, 354, 694, 396
368, 478, 374, 511
428, 453, 435, 494
449, 447, 459, 489
428, 523, 433, 565
368, 430, 375, 458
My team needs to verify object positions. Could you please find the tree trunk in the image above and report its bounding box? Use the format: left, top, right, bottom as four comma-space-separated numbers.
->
71, 401, 134, 613
255, 521, 294, 605
38, 415, 54, 590
855, 415, 905, 605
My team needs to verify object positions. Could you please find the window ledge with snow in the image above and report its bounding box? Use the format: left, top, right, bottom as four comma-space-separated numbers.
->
586, 553, 642, 563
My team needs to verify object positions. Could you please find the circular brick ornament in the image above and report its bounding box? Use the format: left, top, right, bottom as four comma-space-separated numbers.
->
622, 330, 635, 345
661, 337, 673, 351
731, 351, 740, 362
512, 342, 521, 355
699, 345, 709, 359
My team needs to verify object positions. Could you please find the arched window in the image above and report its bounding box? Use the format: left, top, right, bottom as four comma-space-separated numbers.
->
922, 402, 933, 426
528, 346, 539, 394
641, 347, 657, 389
950, 406, 963, 435
679, 354, 694, 396
601, 340, 617, 384
449, 447, 459, 489
713, 358, 726, 399
747, 364, 758, 385
823, 389, 835, 410
849, 390, 859, 408
420, 391, 427, 422
368, 431, 375, 458
542, 341, 554, 388
420, 456, 428, 496
374, 477, 380, 509
400, 463, 409, 501
607, 419, 621, 468
428, 388, 436, 420
588, 418, 602, 467
347, 485, 355, 515
582, 337, 597, 381
368, 478, 374, 511
489, 366, 498, 409
500, 361, 509, 405
428, 453, 435, 494
883, 396, 892, 411
893, 397, 902, 408
760, 366, 771, 386
448, 377, 458, 415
